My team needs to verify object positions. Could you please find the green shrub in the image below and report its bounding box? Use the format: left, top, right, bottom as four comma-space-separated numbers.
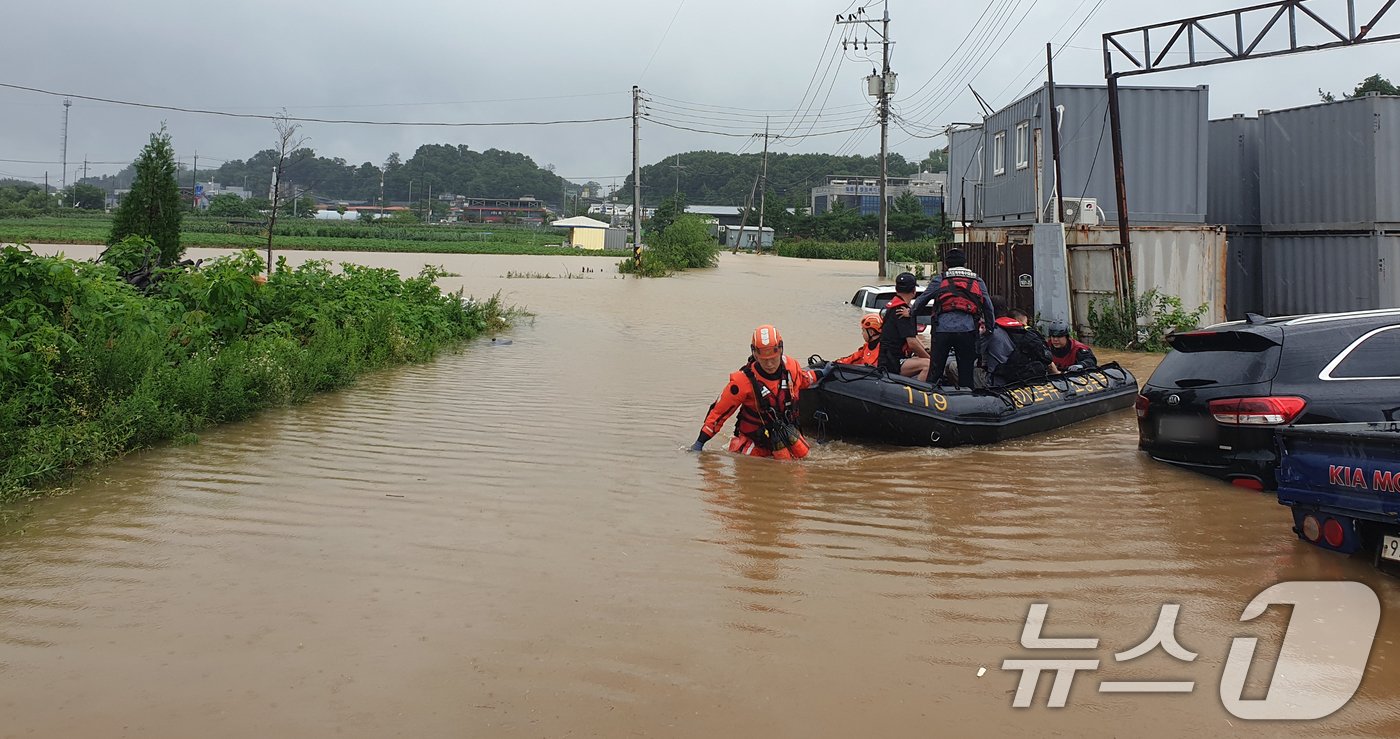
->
0, 244, 514, 503
618, 214, 718, 277
1087, 285, 1208, 351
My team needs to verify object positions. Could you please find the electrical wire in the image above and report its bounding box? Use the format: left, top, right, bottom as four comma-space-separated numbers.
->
638, 0, 688, 83
0, 81, 631, 127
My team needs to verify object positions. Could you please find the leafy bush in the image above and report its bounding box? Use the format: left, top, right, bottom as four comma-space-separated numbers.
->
618, 214, 718, 277
0, 244, 514, 503
1087, 285, 1208, 351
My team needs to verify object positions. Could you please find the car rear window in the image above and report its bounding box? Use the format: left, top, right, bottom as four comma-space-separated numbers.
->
1152, 330, 1283, 388
872, 293, 894, 309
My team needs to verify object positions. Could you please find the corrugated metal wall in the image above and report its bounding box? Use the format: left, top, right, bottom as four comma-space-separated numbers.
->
1259, 97, 1397, 231
946, 126, 983, 222
974, 84, 1208, 226
978, 89, 1044, 224
1225, 232, 1265, 319
1208, 116, 1261, 229
1260, 234, 1400, 314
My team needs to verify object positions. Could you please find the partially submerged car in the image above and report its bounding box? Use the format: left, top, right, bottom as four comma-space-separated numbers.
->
1136, 308, 1400, 489
849, 284, 931, 344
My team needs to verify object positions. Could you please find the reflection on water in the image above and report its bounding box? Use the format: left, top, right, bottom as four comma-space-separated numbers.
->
5, 246, 1400, 737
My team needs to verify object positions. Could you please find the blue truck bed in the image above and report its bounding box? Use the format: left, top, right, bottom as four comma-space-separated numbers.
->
1277, 422, 1400, 570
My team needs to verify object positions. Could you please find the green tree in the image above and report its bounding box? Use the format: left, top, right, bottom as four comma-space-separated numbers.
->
108, 127, 184, 264
1320, 73, 1399, 102
920, 147, 949, 173
207, 192, 259, 218
648, 192, 687, 236
887, 191, 935, 241
63, 183, 106, 210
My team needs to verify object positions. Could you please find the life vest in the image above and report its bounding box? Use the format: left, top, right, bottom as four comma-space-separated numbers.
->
931, 267, 986, 316
879, 296, 917, 360
836, 339, 880, 366
994, 317, 1051, 383
1050, 338, 1097, 371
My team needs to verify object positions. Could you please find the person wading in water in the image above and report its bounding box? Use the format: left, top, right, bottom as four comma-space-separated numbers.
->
691, 325, 822, 460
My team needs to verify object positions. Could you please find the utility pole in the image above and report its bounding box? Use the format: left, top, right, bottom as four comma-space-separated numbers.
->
379, 166, 386, 219
670, 154, 687, 197
756, 116, 769, 254
841, 3, 894, 279
632, 85, 642, 269
60, 98, 71, 195
426, 183, 432, 222
1046, 43, 1065, 224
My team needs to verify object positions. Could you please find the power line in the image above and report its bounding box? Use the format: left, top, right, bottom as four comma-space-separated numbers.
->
638, 0, 689, 83
0, 81, 630, 127
643, 115, 872, 140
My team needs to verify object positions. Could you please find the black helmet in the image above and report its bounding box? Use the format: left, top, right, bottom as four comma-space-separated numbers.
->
1048, 320, 1070, 338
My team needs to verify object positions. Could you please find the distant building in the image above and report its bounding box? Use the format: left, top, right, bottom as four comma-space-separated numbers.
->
552, 215, 627, 250
685, 205, 744, 228
722, 225, 774, 250
449, 196, 549, 224
810, 173, 945, 217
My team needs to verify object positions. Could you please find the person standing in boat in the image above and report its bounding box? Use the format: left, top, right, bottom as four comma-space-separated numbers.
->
879, 272, 932, 379
913, 249, 996, 388
835, 314, 883, 367
1047, 320, 1098, 372
691, 325, 821, 460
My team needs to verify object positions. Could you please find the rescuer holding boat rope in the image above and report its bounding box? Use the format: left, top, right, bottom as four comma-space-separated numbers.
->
691, 325, 823, 459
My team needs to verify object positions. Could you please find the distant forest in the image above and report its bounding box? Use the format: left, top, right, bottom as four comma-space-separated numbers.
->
73, 143, 948, 209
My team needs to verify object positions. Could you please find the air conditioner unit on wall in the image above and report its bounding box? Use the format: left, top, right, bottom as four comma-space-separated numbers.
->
1045, 197, 1100, 226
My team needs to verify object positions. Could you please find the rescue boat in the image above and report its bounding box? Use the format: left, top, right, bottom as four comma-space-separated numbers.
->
798, 360, 1139, 447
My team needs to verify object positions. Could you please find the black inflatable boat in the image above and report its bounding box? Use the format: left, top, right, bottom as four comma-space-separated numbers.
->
799, 361, 1139, 447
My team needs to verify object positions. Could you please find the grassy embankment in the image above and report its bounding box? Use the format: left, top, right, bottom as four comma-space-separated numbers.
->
0, 243, 517, 505
0, 215, 619, 257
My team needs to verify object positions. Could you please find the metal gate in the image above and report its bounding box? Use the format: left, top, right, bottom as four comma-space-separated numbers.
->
939, 242, 1036, 313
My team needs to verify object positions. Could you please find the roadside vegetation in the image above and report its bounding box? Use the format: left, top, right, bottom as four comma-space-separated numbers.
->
2, 126, 520, 506
1087, 286, 1208, 352
618, 214, 719, 277
0, 242, 514, 504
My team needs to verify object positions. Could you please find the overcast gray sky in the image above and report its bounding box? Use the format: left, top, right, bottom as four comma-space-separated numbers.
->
2, 0, 1396, 190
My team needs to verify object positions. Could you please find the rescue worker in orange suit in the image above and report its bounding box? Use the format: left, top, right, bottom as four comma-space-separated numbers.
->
1047, 320, 1098, 372
691, 325, 822, 459
835, 314, 883, 366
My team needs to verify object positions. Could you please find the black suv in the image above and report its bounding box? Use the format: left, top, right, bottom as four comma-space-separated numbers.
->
1137, 309, 1400, 489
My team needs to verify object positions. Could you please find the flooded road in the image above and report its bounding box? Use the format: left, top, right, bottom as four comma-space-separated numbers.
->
5, 246, 1400, 737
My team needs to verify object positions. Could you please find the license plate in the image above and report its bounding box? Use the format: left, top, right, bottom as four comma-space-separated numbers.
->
1381, 536, 1400, 562
1157, 415, 1215, 443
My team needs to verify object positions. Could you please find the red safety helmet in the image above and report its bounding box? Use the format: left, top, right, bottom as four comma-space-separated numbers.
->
751, 324, 784, 359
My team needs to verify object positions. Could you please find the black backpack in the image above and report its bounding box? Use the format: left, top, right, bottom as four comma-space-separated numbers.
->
1002, 328, 1052, 383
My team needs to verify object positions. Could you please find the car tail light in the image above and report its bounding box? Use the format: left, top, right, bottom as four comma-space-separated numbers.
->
1134, 394, 1149, 419
1301, 515, 1321, 542
1208, 396, 1306, 426
1322, 518, 1346, 548
1230, 477, 1264, 491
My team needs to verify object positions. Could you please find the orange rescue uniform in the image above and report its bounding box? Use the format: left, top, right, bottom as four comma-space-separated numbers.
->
698, 355, 818, 459
835, 339, 881, 367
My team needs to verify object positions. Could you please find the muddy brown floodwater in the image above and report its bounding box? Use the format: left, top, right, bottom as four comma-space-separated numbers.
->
5, 246, 1400, 737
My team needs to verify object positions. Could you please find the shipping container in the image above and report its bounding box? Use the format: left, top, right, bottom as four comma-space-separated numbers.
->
969, 83, 1208, 227
946, 125, 982, 223
1260, 95, 1400, 232
1208, 115, 1262, 229
1260, 234, 1400, 315
1224, 231, 1265, 320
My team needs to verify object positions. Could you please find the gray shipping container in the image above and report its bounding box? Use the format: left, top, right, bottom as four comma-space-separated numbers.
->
946, 125, 982, 222
967, 83, 1208, 227
1208, 115, 1262, 229
1260, 95, 1400, 232
1259, 234, 1400, 315
1225, 231, 1265, 319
